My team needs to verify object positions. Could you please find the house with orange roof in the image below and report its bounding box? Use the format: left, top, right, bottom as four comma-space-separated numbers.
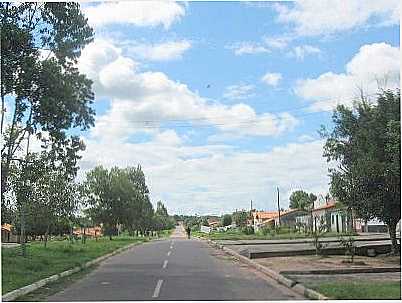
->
251, 211, 277, 230
295, 194, 355, 233
1, 223, 18, 243
207, 218, 221, 229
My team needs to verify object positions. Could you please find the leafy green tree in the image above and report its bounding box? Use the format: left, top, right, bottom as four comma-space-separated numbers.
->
322, 90, 400, 254
84, 165, 158, 239
84, 166, 119, 240
289, 190, 316, 210
201, 217, 209, 226
9, 149, 81, 246
221, 214, 232, 226
1, 2, 95, 211
232, 210, 248, 228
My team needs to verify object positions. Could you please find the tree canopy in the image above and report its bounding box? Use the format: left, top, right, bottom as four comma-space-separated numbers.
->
1, 2, 95, 214
83, 165, 173, 239
289, 190, 317, 210
322, 90, 400, 253
221, 214, 232, 226
232, 210, 248, 227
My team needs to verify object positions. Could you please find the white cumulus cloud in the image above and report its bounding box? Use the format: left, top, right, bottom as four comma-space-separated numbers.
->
78, 39, 298, 140
261, 72, 282, 87
223, 84, 256, 100
290, 45, 321, 60
275, 0, 400, 37
295, 42, 400, 111
84, 1, 186, 29
79, 135, 330, 215
127, 40, 191, 61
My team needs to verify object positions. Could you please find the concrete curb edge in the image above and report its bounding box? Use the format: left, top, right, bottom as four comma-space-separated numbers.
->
207, 239, 329, 300
2, 240, 144, 302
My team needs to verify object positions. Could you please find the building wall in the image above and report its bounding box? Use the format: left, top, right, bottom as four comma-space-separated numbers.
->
274, 210, 309, 227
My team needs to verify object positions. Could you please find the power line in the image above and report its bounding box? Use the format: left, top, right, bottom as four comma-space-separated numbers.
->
91, 93, 379, 129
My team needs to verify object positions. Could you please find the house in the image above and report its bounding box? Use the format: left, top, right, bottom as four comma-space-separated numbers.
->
207, 218, 220, 229
73, 226, 103, 237
251, 211, 278, 231
1, 223, 18, 243
273, 209, 309, 228
294, 194, 359, 233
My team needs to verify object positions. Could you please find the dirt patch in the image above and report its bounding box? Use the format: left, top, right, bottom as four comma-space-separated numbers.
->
255, 254, 401, 273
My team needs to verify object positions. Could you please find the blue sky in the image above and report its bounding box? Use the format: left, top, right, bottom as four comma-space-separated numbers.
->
70, 1, 400, 215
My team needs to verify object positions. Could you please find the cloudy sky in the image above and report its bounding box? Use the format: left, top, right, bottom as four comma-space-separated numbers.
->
74, 0, 400, 215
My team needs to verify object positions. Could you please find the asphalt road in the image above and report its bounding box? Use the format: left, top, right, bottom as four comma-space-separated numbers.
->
47, 227, 303, 301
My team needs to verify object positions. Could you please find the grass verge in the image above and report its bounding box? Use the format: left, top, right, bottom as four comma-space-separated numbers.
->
309, 281, 401, 300
15, 265, 97, 301
1, 236, 148, 295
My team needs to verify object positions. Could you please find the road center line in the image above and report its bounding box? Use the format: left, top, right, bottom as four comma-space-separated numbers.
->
152, 279, 163, 298
167, 251, 171, 256
162, 260, 168, 269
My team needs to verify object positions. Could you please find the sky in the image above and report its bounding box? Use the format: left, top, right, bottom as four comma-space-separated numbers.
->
70, 0, 400, 216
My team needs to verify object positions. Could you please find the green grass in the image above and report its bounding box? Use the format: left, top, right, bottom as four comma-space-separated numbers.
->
1, 236, 149, 294
15, 266, 96, 301
193, 230, 353, 240
310, 281, 401, 300
157, 229, 174, 238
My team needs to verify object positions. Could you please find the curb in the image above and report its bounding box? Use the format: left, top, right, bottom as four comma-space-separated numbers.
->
207, 239, 328, 300
280, 267, 401, 275
2, 241, 144, 302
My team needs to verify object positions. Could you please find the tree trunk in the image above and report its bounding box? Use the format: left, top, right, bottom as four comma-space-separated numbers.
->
44, 226, 49, 248
388, 221, 399, 255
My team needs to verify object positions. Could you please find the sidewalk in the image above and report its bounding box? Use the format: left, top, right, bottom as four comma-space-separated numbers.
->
215, 233, 394, 246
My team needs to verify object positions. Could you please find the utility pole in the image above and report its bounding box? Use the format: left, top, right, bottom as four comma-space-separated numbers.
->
277, 187, 281, 226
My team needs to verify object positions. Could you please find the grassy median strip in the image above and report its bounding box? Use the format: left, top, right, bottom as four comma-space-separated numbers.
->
309, 281, 401, 300
1, 236, 148, 295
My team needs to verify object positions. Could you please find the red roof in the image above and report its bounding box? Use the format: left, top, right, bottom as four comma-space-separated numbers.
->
253, 211, 278, 220
312, 201, 336, 212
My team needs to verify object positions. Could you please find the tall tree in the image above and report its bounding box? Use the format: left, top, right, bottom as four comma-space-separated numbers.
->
232, 210, 248, 228
322, 90, 400, 254
9, 148, 81, 245
84, 165, 157, 239
1, 2, 95, 208
289, 190, 316, 210
221, 214, 232, 226
84, 166, 119, 240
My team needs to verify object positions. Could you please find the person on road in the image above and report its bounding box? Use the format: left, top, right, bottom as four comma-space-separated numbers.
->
186, 226, 191, 239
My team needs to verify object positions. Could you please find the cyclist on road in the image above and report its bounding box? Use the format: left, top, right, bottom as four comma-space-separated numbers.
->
185, 226, 191, 239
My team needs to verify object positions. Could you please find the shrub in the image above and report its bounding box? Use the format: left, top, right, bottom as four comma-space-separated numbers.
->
339, 234, 356, 263
260, 225, 271, 236
242, 226, 254, 235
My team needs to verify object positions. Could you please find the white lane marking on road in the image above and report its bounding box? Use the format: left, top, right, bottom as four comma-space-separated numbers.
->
152, 279, 164, 298
163, 260, 168, 269
167, 251, 171, 256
